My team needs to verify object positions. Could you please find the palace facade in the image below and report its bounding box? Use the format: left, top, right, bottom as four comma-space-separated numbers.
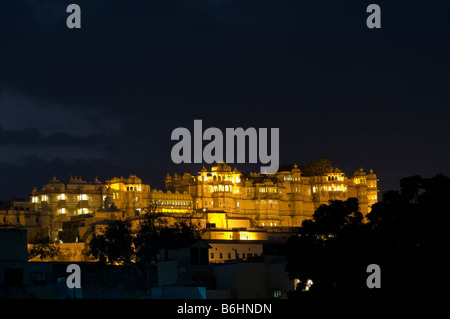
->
1, 162, 378, 241
165, 162, 378, 227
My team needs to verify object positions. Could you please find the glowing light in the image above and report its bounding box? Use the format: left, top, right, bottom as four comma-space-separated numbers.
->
78, 208, 88, 214
305, 279, 314, 291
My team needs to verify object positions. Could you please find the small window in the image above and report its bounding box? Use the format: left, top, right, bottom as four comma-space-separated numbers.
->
210, 253, 214, 259
219, 253, 223, 259
273, 289, 282, 298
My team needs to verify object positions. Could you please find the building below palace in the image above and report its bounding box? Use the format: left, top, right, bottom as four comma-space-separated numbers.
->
1, 161, 378, 241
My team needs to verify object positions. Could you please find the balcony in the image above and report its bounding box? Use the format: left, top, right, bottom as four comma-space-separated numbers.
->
77, 200, 89, 208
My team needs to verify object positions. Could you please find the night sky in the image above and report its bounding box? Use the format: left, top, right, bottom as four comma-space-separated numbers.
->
1, 0, 449, 198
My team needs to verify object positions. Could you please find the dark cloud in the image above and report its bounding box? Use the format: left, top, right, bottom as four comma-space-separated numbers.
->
0, 0, 449, 197
0, 126, 113, 148
0, 126, 41, 146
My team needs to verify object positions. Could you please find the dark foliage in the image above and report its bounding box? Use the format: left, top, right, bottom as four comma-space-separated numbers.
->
286, 174, 447, 299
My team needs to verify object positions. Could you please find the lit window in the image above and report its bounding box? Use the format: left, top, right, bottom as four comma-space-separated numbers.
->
77, 208, 88, 214
41, 195, 48, 201
79, 194, 88, 201
237, 201, 240, 208
313, 186, 316, 193
59, 193, 66, 200
32, 196, 38, 203
60, 208, 66, 214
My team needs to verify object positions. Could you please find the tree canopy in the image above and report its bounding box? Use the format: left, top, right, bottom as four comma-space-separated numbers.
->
279, 158, 333, 176
286, 174, 446, 298
88, 209, 203, 288
28, 227, 60, 261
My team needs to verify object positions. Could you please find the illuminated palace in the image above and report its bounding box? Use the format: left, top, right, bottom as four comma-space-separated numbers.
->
1, 162, 378, 241
165, 162, 378, 227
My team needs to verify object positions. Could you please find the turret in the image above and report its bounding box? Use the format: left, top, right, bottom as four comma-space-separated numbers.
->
366, 169, 378, 189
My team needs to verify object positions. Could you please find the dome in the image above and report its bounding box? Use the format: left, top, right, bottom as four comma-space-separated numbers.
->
367, 169, 377, 179
353, 168, 366, 177
211, 162, 232, 172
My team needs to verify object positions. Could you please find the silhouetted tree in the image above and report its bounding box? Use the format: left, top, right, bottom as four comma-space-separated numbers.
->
28, 227, 60, 261
286, 198, 367, 296
88, 204, 202, 289
365, 174, 448, 294
302, 197, 363, 237
286, 174, 448, 299
300, 158, 333, 176
58, 229, 78, 243
134, 207, 203, 286
279, 158, 333, 176
88, 219, 134, 265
